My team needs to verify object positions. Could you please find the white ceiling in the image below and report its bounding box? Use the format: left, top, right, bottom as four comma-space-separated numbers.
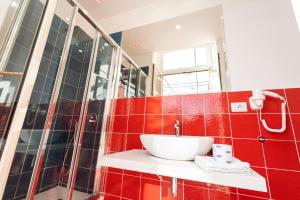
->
78, 0, 222, 33
121, 6, 223, 55
77, 0, 162, 20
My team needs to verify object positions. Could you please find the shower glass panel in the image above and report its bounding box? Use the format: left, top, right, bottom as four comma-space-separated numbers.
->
117, 58, 131, 98
128, 66, 138, 97
2, 0, 73, 199
0, 0, 47, 161
72, 37, 114, 197
33, 12, 97, 200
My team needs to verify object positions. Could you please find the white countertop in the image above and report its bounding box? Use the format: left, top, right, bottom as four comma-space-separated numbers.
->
99, 150, 267, 192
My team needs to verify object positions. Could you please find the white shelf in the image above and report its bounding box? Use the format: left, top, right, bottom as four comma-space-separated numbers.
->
99, 150, 267, 192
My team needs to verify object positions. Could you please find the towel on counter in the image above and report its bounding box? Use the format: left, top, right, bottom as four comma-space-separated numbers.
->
195, 156, 251, 173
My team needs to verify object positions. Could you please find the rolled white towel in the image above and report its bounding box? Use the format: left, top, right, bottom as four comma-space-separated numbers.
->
195, 156, 251, 173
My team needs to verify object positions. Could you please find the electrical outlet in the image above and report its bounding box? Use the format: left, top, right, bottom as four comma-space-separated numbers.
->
231, 102, 248, 112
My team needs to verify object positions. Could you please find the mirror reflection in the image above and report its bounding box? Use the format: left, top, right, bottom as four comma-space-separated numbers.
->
120, 5, 228, 97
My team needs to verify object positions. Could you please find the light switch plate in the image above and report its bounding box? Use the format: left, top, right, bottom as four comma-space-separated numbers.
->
231, 102, 248, 112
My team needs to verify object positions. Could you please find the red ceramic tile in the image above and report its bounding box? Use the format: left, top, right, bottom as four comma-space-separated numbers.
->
238, 194, 266, 200
208, 184, 237, 194
209, 190, 238, 200
127, 115, 144, 133
121, 175, 140, 199
146, 96, 162, 114
129, 97, 145, 114
162, 95, 182, 114
163, 115, 182, 135
183, 180, 209, 189
112, 116, 128, 133
238, 167, 270, 199
203, 92, 229, 114
260, 89, 285, 113
102, 194, 120, 200
205, 114, 231, 137
140, 178, 161, 200
109, 133, 126, 152
184, 185, 209, 200
233, 139, 265, 167
123, 169, 140, 177
182, 94, 204, 114
214, 137, 233, 145
260, 113, 294, 140
107, 167, 123, 174
285, 88, 300, 113
161, 181, 183, 200
141, 172, 160, 181
182, 115, 205, 136
227, 91, 255, 113
298, 142, 300, 157
105, 172, 122, 196
230, 114, 260, 139
290, 114, 300, 140
144, 115, 162, 134
114, 98, 129, 115
268, 169, 300, 200
126, 134, 143, 150
263, 140, 300, 170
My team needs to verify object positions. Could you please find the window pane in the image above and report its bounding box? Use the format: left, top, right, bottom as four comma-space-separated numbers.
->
163, 48, 195, 70
195, 47, 208, 66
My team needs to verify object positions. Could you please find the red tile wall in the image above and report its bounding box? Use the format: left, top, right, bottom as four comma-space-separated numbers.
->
99, 88, 300, 200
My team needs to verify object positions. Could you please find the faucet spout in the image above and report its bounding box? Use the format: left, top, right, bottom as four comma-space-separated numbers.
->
174, 120, 180, 136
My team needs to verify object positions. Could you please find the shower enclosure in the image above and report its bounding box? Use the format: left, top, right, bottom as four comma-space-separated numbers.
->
0, 0, 122, 199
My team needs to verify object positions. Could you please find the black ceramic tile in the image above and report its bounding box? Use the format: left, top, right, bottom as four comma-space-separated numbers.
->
43, 77, 55, 95
9, 152, 26, 175
48, 28, 58, 45
74, 168, 90, 189
16, 27, 35, 48
39, 57, 51, 75
61, 84, 77, 100
43, 42, 54, 59
9, 43, 30, 67
33, 74, 46, 92
3, 175, 19, 199
48, 61, 59, 78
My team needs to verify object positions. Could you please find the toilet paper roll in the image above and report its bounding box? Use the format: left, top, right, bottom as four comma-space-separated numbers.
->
212, 144, 233, 163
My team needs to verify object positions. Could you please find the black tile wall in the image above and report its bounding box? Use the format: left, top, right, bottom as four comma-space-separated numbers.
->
3, 10, 69, 199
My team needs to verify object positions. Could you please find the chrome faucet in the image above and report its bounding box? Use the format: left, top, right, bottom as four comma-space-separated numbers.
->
174, 120, 180, 136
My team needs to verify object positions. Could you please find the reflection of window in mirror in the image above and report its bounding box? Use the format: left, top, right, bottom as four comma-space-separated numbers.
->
291, 0, 300, 32
162, 44, 221, 96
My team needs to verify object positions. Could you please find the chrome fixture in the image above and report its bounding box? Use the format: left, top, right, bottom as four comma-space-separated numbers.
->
174, 120, 180, 136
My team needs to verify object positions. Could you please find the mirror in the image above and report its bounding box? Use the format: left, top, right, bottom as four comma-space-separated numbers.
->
120, 5, 229, 97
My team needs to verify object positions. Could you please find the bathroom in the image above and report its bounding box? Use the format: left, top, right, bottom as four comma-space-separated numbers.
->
0, 0, 299, 199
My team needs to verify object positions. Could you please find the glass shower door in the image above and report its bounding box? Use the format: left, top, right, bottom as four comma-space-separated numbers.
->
70, 36, 115, 199
32, 10, 98, 200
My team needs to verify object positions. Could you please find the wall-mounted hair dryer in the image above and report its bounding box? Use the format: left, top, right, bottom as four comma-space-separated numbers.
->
249, 89, 287, 133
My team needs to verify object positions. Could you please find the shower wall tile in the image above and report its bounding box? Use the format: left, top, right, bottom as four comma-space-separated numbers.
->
100, 87, 300, 200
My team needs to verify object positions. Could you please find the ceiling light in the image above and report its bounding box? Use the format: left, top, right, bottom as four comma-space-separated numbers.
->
96, 0, 104, 4
104, 43, 109, 46
78, 49, 83, 53
65, 17, 70, 21
175, 25, 181, 30
11, 1, 18, 7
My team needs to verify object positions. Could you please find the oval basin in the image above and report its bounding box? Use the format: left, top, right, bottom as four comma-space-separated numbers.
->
140, 134, 214, 161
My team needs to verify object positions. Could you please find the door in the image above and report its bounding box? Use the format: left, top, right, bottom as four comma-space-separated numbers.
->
30, 8, 98, 200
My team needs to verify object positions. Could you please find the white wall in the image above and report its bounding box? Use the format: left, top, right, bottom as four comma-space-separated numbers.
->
222, 0, 300, 90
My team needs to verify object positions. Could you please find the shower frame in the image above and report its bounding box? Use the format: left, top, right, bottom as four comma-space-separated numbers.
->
0, 0, 127, 199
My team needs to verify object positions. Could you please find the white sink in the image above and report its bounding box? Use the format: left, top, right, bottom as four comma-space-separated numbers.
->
140, 134, 214, 161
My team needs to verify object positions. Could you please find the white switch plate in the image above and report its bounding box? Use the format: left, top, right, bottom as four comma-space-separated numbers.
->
231, 102, 248, 112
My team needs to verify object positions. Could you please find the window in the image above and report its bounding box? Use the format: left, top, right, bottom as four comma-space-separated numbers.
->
163, 71, 209, 95
162, 44, 221, 95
